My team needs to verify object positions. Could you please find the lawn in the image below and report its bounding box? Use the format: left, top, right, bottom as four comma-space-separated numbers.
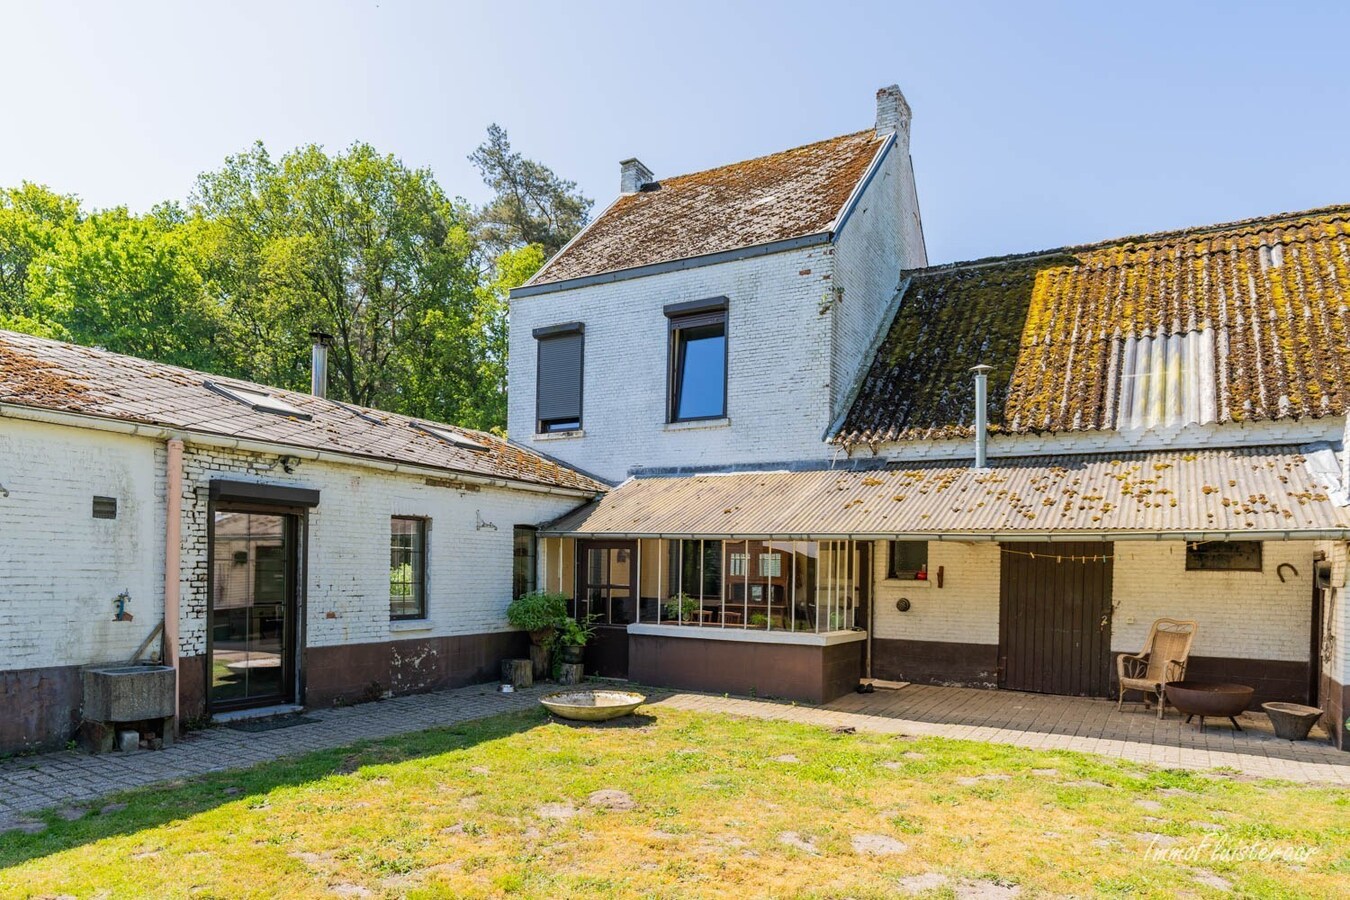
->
1, 705, 1346, 899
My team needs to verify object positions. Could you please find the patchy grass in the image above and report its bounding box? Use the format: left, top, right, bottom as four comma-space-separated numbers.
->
1, 706, 1346, 898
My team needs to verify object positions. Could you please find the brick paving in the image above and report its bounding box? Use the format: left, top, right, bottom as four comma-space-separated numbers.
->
0, 682, 545, 832
654, 684, 1350, 785
4, 681, 1347, 834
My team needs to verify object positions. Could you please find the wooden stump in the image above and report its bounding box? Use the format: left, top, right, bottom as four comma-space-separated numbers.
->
529, 644, 551, 680
501, 658, 533, 689
557, 663, 585, 686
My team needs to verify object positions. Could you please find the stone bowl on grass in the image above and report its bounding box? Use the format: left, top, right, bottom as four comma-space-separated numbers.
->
541, 689, 646, 721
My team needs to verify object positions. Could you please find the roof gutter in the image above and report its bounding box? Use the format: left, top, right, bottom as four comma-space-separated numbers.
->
0, 402, 602, 500
536, 528, 1350, 542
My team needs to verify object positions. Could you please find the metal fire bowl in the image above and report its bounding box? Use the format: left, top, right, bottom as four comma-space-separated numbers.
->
1165, 681, 1254, 718
540, 690, 646, 721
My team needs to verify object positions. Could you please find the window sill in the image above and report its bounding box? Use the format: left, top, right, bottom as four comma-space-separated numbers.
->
533, 429, 585, 441
389, 619, 435, 633
664, 417, 730, 432
884, 578, 932, 588
628, 623, 866, 646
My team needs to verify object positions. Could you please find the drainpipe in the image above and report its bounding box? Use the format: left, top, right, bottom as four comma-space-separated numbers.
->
164, 438, 184, 724
971, 364, 993, 470
310, 331, 333, 399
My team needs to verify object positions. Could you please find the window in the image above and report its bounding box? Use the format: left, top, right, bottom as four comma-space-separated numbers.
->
888, 541, 928, 580
413, 422, 488, 452
666, 298, 727, 422
390, 517, 427, 619
758, 552, 782, 577
513, 526, 537, 599
204, 381, 312, 420
1186, 540, 1261, 571
534, 323, 584, 433
669, 539, 723, 598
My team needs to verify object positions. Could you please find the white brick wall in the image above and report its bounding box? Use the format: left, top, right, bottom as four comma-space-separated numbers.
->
1112, 542, 1314, 661
0, 418, 165, 670
868, 538, 1315, 663
508, 150, 925, 483
509, 246, 837, 482
871, 541, 1001, 644
830, 142, 926, 418
175, 445, 582, 658
0, 416, 586, 673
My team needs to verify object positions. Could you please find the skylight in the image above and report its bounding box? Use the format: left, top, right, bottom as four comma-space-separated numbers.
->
205, 381, 312, 420
413, 422, 489, 452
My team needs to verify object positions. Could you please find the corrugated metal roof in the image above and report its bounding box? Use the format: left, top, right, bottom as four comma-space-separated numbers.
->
838, 204, 1350, 444
0, 329, 607, 494
541, 446, 1350, 539
527, 130, 887, 287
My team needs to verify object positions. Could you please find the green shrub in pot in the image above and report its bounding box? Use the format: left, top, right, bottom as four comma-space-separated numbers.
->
663, 592, 701, 623
553, 615, 596, 665
507, 591, 568, 644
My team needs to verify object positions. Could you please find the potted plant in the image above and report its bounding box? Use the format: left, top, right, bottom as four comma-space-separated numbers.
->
507, 591, 568, 646
749, 613, 769, 629
553, 615, 596, 664
664, 592, 701, 623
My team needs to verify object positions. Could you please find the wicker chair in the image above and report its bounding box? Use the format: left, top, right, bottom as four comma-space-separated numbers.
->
1116, 618, 1198, 718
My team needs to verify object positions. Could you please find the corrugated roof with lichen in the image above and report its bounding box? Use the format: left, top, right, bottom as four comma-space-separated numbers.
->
528, 130, 887, 286
0, 330, 606, 493
838, 204, 1350, 444
540, 446, 1350, 538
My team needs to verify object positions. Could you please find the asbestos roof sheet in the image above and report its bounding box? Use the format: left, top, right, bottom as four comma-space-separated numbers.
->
838, 205, 1350, 444
540, 446, 1350, 538
529, 130, 887, 286
0, 329, 606, 493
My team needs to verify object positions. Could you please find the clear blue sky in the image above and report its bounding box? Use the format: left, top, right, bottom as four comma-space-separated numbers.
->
3, 1, 1347, 264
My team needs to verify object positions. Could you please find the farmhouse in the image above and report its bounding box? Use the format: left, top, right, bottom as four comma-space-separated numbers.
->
511, 87, 1350, 747
4, 84, 1350, 753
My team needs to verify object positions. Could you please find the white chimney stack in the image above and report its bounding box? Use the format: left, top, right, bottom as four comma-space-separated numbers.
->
620, 158, 655, 193
874, 84, 912, 145
310, 330, 332, 399
971, 364, 993, 469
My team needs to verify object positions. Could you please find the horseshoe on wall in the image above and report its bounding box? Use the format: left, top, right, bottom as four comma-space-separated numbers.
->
1277, 562, 1299, 583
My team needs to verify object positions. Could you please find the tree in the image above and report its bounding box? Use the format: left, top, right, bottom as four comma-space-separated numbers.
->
191, 142, 486, 418
469, 124, 592, 260
0, 183, 81, 335
22, 206, 232, 370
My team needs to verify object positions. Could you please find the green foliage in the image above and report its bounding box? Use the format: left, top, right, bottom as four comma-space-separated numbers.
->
469, 124, 592, 260
505, 590, 568, 632
0, 133, 591, 434
553, 615, 597, 648
664, 592, 700, 621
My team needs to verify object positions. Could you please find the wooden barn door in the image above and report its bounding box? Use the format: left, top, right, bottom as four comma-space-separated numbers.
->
998, 543, 1113, 696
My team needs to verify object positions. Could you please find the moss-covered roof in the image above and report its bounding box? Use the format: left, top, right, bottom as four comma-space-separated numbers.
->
838, 204, 1350, 444
529, 130, 886, 286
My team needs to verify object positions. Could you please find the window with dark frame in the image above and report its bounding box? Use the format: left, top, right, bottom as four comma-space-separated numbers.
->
666, 299, 727, 422
887, 540, 928, 580
534, 323, 584, 433
390, 517, 428, 619
1185, 540, 1262, 571
513, 526, 538, 599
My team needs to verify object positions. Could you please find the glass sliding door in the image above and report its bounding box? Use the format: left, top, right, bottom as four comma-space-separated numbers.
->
209, 509, 297, 709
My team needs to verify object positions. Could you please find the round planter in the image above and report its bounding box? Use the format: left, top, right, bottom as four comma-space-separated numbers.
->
1262, 702, 1323, 741
559, 644, 585, 665
540, 690, 646, 722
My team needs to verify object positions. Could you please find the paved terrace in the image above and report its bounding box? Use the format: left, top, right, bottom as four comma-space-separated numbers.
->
3, 681, 1347, 834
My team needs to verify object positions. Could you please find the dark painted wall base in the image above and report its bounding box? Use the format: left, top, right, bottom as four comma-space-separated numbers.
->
872, 639, 1000, 688
304, 631, 527, 709
1, 665, 83, 753
629, 634, 863, 704
872, 638, 1315, 709
1320, 673, 1349, 751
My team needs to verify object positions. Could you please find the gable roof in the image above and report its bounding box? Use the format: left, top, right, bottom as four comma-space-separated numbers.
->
837, 204, 1350, 445
0, 330, 605, 494
525, 130, 888, 289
